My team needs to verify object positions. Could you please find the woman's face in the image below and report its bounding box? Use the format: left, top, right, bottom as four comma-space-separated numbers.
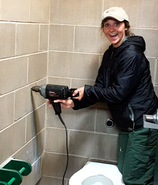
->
103, 18, 126, 48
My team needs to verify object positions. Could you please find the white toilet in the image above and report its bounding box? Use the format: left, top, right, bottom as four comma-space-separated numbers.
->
69, 161, 125, 185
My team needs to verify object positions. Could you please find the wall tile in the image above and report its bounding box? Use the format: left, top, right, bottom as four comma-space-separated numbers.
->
72, 108, 96, 131
42, 152, 67, 178
28, 53, 47, 83
69, 53, 99, 80
49, 25, 74, 51
16, 24, 39, 55
132, 29, 158, 57
96, 108, 119, 135
42, 152, 88, 179
46, 105, 75, 129
15, 85, 34, 120
49, 52, 99, 80
148, 58, 156, 84
14, 131, 45, 164
154, 86, 158, 97
71, 79, 95, 88
69, 131, 118, 161
31, 79, 47, 110
0, 23, 15, 59
46, 105, 75, 128
1, 0, 29, 21
46, 109, 96, 153
155, 59, 158, 85
45, 128, 67, 153
0, 57, 27, 94
0, 93, 14, 130
0, 118, 26, 164
75, 26, 109, 53
69, 131, 95, 157
30, 0, 49, 23
46, 105, 96, 132
48, 77, 71, 87
66, 155, 88, 179
39, 25, 49, 51
48, 52, 71, 78
94, 133, 118, 160
36, 177, 64, 185
26, 105, 45, 142
50, 0, 102, 26
138, 0, 158, 28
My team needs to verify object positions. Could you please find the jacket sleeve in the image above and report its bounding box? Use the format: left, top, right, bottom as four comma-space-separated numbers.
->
73, 98, 96, 110
84, 49, 145, 104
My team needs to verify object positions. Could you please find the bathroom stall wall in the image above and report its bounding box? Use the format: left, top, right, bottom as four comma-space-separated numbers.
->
0, 0, 49, 184
40, 0, 158, 184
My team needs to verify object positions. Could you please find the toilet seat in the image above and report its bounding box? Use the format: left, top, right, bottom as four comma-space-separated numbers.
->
69, 161, 125, 185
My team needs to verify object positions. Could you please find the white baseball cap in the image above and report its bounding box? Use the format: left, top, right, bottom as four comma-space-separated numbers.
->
102, 7, 129, 22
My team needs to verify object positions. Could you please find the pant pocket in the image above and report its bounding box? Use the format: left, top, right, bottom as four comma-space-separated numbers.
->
123, 148, 154, 185
118, 131, 129, 173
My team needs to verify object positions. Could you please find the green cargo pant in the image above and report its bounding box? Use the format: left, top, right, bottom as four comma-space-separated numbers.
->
118, 127, 158, 185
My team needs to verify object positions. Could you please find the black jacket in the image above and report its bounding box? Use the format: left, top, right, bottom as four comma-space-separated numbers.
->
73, 36, 158, 131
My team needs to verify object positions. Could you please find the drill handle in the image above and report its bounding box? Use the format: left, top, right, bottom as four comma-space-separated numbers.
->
50, 101, 61, 115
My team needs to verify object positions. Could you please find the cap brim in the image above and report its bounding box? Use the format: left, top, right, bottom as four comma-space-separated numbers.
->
102, 14, 125, 22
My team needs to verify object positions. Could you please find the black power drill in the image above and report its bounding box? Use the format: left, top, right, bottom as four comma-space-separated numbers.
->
31, 84, 78, 115
31, 84, 78, 184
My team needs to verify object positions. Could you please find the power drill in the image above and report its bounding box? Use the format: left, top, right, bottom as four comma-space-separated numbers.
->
31, 84, 78, 115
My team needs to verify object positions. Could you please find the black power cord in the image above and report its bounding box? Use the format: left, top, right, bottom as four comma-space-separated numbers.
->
58, 114, 69, 185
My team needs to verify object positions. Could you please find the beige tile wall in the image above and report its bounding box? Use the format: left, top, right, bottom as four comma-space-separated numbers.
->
41, 0, 158, 184
0, 0, 49, 184
0, 0, 158, 185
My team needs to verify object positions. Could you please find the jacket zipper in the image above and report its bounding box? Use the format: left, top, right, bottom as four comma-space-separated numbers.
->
110, 51, 114, 59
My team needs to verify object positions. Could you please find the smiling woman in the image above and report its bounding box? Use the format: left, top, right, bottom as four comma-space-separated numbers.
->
50, 6, 158, 185
101, 8, 134, 46
102, 19, 126, 48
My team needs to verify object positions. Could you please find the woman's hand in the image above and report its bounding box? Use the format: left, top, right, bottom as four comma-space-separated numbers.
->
47, 86, 84, 110
48, 99, 74, 109
72, 87, 84, 101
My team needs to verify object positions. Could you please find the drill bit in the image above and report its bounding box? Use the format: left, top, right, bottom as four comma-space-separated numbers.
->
31, 86, 41, 92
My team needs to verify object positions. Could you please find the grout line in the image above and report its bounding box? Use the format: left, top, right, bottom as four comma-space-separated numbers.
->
73, 26, 75, 52
0, 50, 48, 62
38, 25, 41, 51
11, 129, 45, 160
29, 0, 31, 21
45, 126, 118, 136
25, 116, 27, 143
49, 23, 158, 31
13, 92, 16, 124
48, 49, 103, 55
15, 24, 17, 56
27, 56, 29, 84
0, 77, 47, 97
154, 58, 158, 85
47, 76, 95, 82
0, 104, 46, 133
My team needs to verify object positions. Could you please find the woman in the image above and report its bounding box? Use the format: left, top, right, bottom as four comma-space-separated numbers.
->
52, 7, 158, 185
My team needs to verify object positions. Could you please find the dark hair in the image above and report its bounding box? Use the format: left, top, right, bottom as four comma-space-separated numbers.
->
101, 19, 134, 36
124, 21, 134, 36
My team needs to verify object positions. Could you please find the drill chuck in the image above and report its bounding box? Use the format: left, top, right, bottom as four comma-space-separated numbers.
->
31, 86, 41, 92
31, 85, 46, 98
